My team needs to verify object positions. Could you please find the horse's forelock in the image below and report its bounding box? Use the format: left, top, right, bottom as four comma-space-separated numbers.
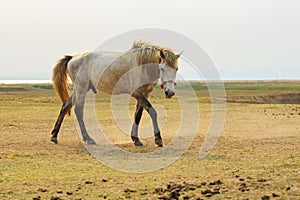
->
163, 50, 178, 69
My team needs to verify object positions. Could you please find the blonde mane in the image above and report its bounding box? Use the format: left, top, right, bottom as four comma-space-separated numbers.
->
131, 40, 178, 69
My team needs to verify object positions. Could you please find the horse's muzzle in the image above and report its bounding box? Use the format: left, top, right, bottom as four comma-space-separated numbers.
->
165, 89, 175, 98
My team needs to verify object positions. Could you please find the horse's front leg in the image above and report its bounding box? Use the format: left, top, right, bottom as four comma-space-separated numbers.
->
50, 96, 74, 144
136, 95, 163, 147
131, 103, 144, 146
147, 106, 163, 147
74, 93, 96, 145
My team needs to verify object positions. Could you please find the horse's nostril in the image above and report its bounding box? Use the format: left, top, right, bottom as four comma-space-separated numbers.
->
165, 90, 175, 97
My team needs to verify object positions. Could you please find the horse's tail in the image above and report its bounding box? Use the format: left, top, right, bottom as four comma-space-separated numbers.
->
52, 55, 73, 116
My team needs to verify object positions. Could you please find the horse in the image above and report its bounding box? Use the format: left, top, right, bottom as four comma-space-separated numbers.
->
50, 40, 181, 147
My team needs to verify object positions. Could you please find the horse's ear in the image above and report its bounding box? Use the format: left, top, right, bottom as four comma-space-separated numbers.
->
159, 50, 166, 60
176, 51, 183, 59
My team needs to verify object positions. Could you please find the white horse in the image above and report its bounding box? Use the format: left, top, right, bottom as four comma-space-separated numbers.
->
50, 40, 181, 147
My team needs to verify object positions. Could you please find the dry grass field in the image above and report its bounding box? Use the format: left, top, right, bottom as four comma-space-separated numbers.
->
0, 82, 299, 199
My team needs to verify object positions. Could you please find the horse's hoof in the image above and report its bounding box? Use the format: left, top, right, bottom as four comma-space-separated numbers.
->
84, 138, 96, 145
155, 138, 163, 147
131, 136, 143, 146
88, 140, 96, 145
134, 139, 144, 147
50, 137, 58, 144
155, 134, 163, 147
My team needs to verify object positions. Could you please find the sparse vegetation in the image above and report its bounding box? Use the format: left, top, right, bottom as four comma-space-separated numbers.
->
0, 82, 299, 199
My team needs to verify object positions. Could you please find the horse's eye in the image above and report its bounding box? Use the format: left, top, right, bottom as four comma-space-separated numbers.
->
174, 82, 177, 86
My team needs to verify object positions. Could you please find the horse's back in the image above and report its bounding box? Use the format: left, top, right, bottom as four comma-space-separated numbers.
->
66, 49, 155, 96
67, 51, 121, 84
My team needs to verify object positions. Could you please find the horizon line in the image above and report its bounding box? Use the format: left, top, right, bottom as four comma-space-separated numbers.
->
1, 79, 300, 84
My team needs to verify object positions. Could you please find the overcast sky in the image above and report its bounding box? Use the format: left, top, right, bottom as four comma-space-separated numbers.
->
0, 0, 299, 80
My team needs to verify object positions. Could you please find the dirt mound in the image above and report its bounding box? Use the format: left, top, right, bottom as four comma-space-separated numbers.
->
155, 180, 224, 199
227, 93, 300, 104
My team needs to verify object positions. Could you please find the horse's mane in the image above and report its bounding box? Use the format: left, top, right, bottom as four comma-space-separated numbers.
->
131, 40, 177, 68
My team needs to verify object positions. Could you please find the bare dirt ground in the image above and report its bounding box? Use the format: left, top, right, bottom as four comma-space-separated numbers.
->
0, 83, 299, 199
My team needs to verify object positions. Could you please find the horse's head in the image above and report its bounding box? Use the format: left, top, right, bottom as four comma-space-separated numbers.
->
131, 40, 182, 98
159, 50, 182, 99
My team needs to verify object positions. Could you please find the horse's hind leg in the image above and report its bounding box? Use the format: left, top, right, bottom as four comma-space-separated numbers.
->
74, 98, 96, 145
131, 103, 144, 146
50, 96, 73, 144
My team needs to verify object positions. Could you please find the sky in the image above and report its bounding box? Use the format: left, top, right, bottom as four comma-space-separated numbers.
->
0, 0, 299, 80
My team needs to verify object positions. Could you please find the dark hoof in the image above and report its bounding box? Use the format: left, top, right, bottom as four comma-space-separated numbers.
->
131, 136, 144, 146
155, 138, 163, 147
155, 133, 163, 147
50, 137, 58, 144
84, 138, 96, 145
134, 139, 144, 147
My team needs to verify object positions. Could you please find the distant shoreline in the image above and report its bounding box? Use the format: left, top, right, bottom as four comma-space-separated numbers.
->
0, 80, 52, 84
1, 79, 300, 84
